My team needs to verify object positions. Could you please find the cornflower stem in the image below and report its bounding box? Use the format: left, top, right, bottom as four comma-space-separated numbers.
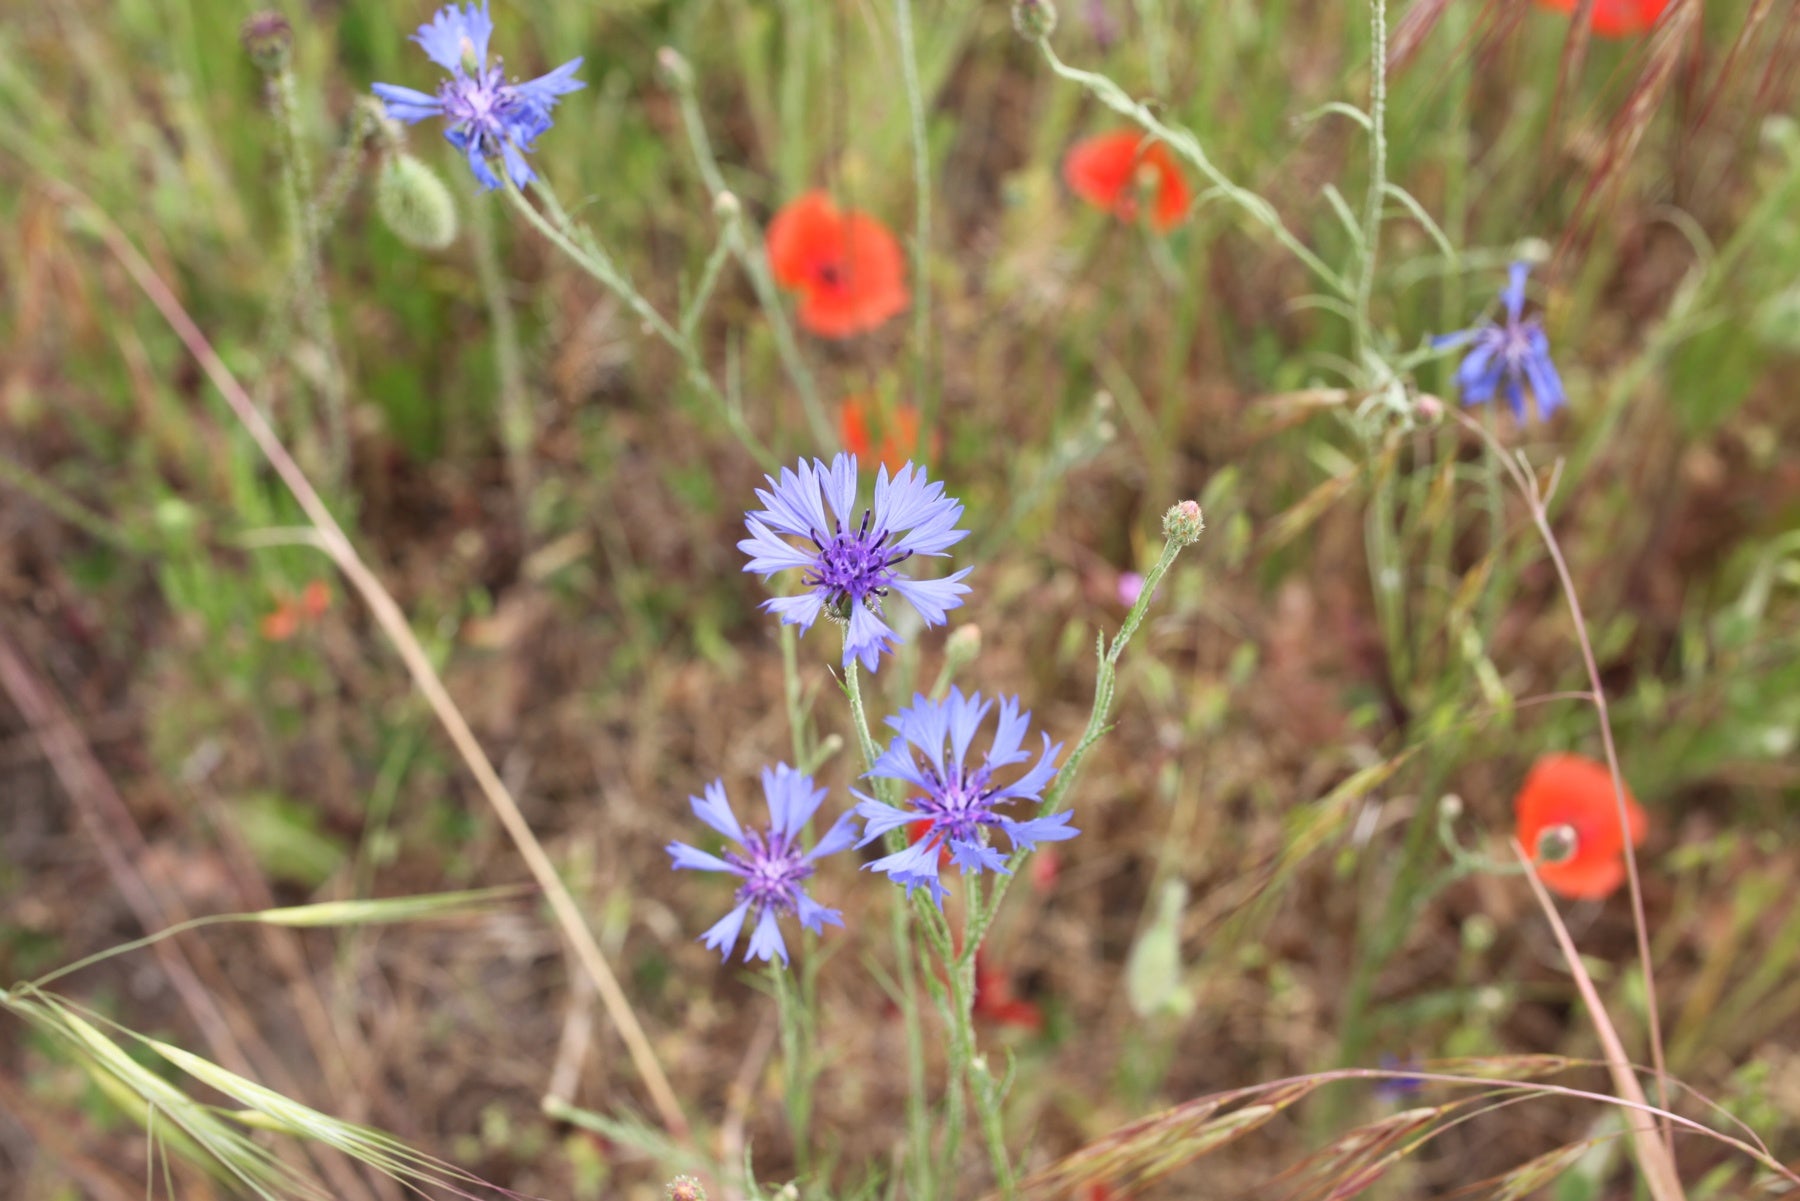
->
1353, 0, 1389, 363
501, 178, 776, 469
664, 57, 834, 450
70, 187, 690, 1141
893, 0, 935, 438
466, 183, 533, 541
844, 658, 934, 1195
1034, 39, 1350, 298
971, 529, 1192, 949
768, 961, 813, 1180
944, 875, 1016, 1197
1453, 410, 1675, 1164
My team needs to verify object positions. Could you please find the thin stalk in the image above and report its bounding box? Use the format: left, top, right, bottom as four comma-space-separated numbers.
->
665, 59, 832, 448
1354, 0, 1388, 362
845, 658, 934, 1195
894, 0, 935, 439
68, 188, 689, 1140
769, 962, 813, 1179
1035, 39, 1349, 298
466, 184, 534, 540
1456, 410, 1673, 1160
503, 179, 774, 468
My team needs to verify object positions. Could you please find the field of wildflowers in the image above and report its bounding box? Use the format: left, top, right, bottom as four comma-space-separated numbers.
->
3, 0, 1800, 1197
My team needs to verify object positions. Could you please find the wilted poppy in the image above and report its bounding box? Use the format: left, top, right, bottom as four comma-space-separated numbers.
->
1513, 753, 1648, 899
767, 191, 909, 339
1062, 132, 1192, 232
1534, 0, 1668, 37
840, 397, 926, 473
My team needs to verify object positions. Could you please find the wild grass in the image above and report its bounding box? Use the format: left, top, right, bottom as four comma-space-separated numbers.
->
3, 0, 1800, 1198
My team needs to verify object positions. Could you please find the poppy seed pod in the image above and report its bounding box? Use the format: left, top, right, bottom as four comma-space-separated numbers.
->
376, 154, 459, 251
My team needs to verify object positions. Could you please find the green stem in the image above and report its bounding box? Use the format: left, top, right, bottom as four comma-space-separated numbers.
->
769, 962, 813, 1179
1354, 0, 1389, 364
666, 59, 833, 449
466, 184, 533, 537
501, 179, 775, 468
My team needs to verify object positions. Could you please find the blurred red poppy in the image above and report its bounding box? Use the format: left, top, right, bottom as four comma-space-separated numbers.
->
973, 953, 1043, 1031
1062, 132, 1192, 232
261, 581, 331, 642
767, 190, 909, 338
1513, 753, 1648, 899
840, 396, 928, 473
1534, 0, 1668, 37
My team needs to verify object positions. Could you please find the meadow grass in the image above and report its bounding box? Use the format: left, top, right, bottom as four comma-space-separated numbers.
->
3, 0, 1800, 1197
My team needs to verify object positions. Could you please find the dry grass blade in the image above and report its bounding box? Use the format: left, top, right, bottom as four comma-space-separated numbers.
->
1263, 1104, 1447, 1200
42, 180, 690, 1142
1004, 1080, 1320, 1200
1386, 0, 1452, 73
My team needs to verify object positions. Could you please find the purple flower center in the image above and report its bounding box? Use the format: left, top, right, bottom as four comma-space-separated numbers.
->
727, 830, 813, 916
804, 509, 913, 611
438, 63, 537, 152
913, 762, 1001, 843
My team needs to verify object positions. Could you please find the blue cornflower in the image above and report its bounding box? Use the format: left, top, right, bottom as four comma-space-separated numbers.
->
738, 454, 972, 673
666, 765, 857, 965
372, 2, 583, 191
1432, 262, 1567, 423
854, 688, 1072, 905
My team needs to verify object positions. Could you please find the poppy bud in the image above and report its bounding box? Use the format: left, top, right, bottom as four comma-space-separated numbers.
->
713, 190, 741, 220
1162, 500, 1204, 546
240, 11, 293, 73
1012, 0, 1059, 40
376, 153, 458, 251
1534, 823, 1579, 866
946, 623, 982, 668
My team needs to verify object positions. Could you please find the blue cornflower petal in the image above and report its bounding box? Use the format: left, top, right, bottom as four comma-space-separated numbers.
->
700, 901, 752, 960
861, 688, 1069, 906
689, 779, 744, 843
746, 907, 789, 964
412, 1, 493, 71
997, 810, 1079, 852
949, 839, 1010, 875
369, 83, 445, 122
373, 3, 582, 191
740, 454, 971, 672
1431, 262, 1566, 424
669, 765, 851, 965
666, 841, 739, 874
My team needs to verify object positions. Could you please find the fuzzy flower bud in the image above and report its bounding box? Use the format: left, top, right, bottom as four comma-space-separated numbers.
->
945, 623, 982, 667
665, 1176, 707, 1201
1162, 500, 1204, 546
376, 153, 458, 251
1012, 0, 1059, 39
713, 190, 742, 220
240, 11, 293, 72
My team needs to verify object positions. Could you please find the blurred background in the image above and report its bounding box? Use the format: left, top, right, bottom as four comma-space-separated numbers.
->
2, 0, 1798, 1196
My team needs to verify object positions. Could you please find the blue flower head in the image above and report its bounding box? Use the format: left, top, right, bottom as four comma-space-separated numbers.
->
854, 688, 1072, 905
1432, 262, 1566, 423
666, 765, 857, 965
372, 2, 583, 190
738, 454, 972, 673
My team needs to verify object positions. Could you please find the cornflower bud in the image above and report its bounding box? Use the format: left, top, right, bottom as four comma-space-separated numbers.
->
1162, 499, 1204, 546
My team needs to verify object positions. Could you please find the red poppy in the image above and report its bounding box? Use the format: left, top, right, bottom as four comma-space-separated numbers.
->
840, 396, 928, 473
1513, 753, 1648, 900
907, 819, 953, 867
766, 190, 909, 338
1534, 0, 1668, 38
973, 953, 1043, 1032
261, 581, 331, 642
1062, 132, 1192, 232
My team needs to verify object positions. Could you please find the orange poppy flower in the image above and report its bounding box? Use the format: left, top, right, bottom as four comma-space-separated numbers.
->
973, 953, 1044, 1032
840, 396, 926, 473
1513, 753, 1648, 900
1533, 0, 1668, 37
766, 190, 909, 338
261, 581, 331, 642
1062, 132, 1192, 232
